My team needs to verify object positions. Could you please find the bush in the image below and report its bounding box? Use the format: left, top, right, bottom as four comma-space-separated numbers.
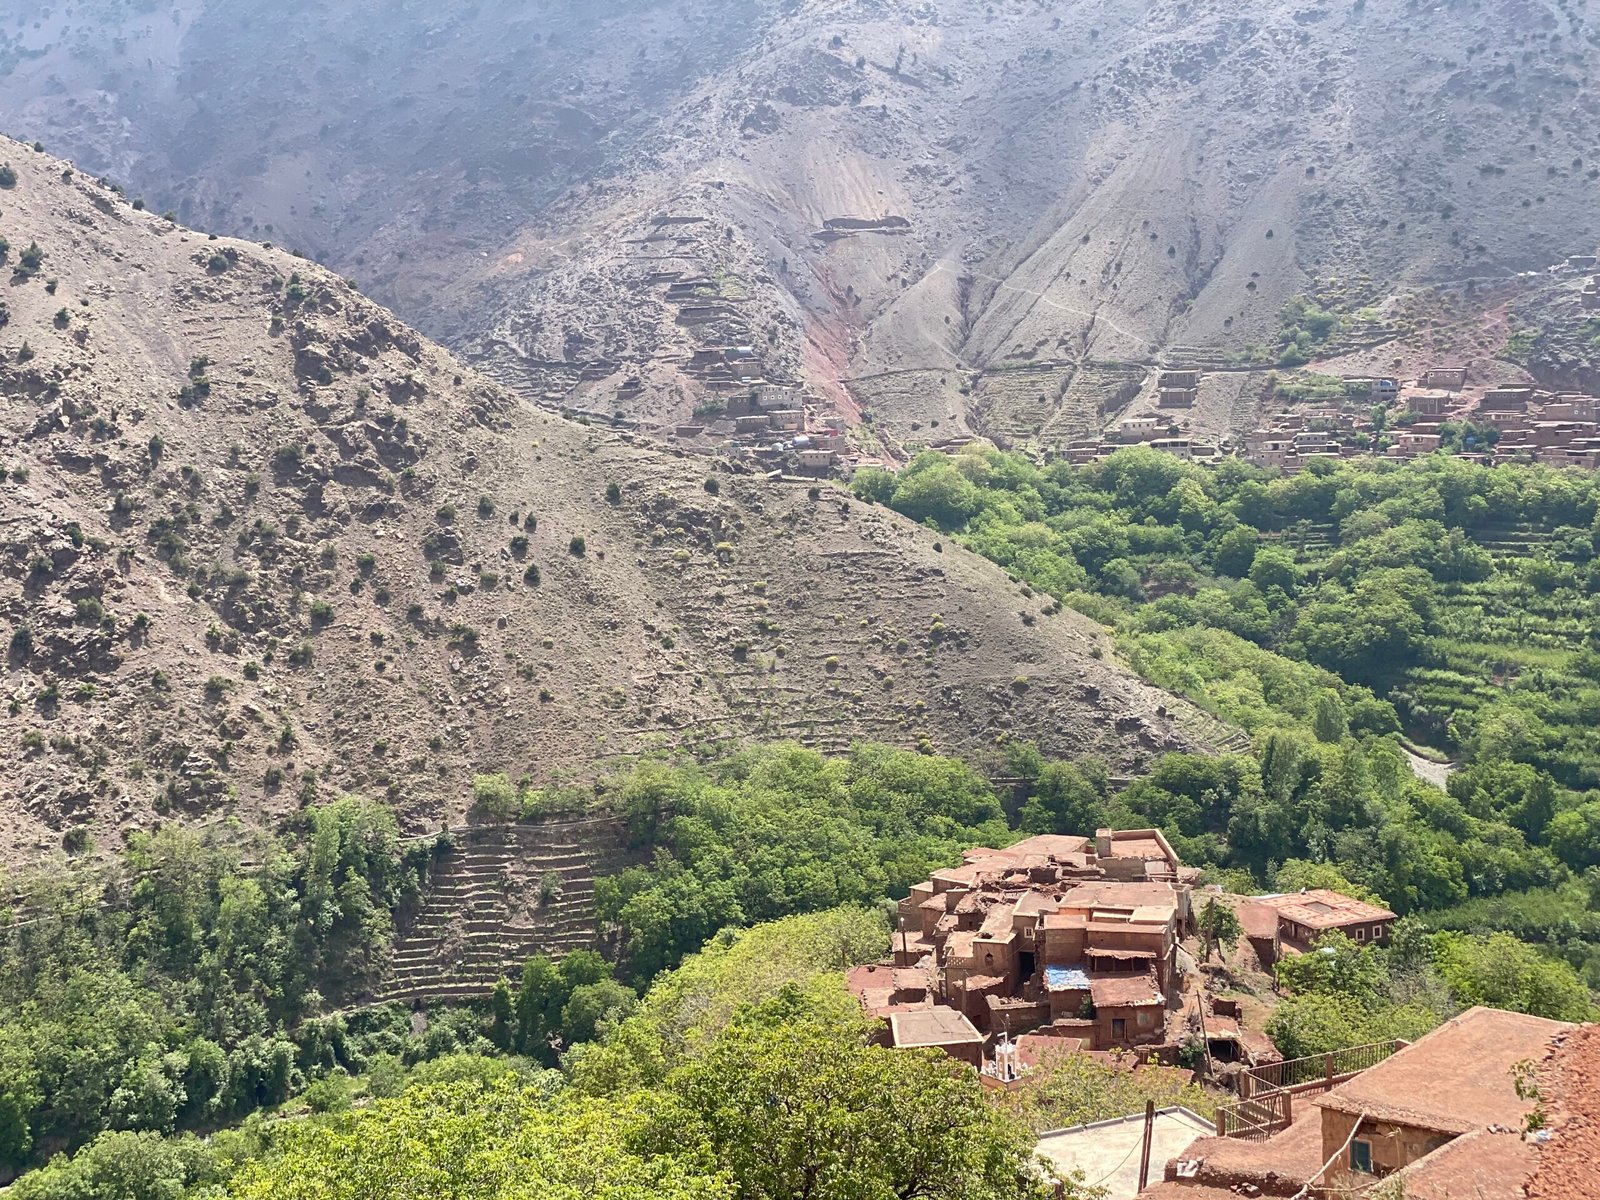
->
0, 165, 15, 189
6, 1130, 217, 1200
364, 1054, 406, 1100
302, 1072, 354, 1114
568, 536, 586, 557
472, 773, 519, 819
605, 482, 622, 504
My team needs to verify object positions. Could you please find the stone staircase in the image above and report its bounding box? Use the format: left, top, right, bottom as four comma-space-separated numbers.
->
368, 816, 638, 1006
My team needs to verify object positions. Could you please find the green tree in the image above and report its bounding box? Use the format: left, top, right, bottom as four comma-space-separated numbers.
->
1312, 690, 1348, 743
10, 1131, 217, 1200
515, 956, 561, 1059
226, 1082, 729, 1200
1430, 932, 1594, 1021
561, 980, 637, 1045
671, 995, 1061, 1200
489, 978, 515, 1050
1248, 546, 1299, 597
1197, 899, 1242, 962
1212, 526, 1259, 578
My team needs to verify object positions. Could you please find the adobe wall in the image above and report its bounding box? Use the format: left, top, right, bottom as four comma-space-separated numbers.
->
1318, 1110, 1454, 1191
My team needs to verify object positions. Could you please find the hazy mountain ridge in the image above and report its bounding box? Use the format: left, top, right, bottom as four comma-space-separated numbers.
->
5, 0, 1598, 448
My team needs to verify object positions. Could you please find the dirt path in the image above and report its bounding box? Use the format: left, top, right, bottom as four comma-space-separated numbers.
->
1402, 746, 1455, 790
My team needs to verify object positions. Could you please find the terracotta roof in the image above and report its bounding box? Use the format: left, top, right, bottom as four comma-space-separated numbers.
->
1013, 891, 1066, 917
1168, 1108, 1324, 1193
1103, 835, 1168, 861
1088, 973, 1164, 1007
1527, 1021, 1600, 1200
992, 833, 1091, 860
1058, 881, 1180, 911
1315, 1007, 1575, 1135
1137, 1185, 1247, 1200
1234, 899, 1280, 941
1397, 1127, 1541, 1200
1085, 947, 1158, 960
1254, 888, 1396, 929
1086, 915, 1170, 934
888, 1006, 984, 1048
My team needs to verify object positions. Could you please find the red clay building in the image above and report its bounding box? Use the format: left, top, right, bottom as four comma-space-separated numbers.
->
1245, 888, 1396, 958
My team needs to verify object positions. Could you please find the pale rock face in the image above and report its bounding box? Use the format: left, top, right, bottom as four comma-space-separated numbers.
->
1, 1, 1595, 451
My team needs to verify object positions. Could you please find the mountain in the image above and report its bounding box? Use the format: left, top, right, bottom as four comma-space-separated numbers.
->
4, 0, 1598, 450
0, 138, 1211, 855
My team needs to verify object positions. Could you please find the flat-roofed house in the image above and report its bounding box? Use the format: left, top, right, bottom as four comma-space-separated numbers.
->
1246, 889, 1396, 955
888, 1006, 987, 1067
1314, 1007, 1574, 1190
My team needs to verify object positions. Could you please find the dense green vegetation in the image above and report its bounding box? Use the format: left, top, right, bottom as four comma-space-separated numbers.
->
0, 797, 427, 1172
12, 909, 1104, 1200
5, 730, 1594, 1197
1266, 924, 1594, 1059
595, 742, 1012, 981
854, 448, 1600, 983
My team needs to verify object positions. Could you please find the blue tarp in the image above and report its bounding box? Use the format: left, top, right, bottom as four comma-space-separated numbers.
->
1043, 964, 1090, 990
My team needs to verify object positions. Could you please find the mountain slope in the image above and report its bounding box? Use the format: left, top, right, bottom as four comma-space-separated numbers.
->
0, 139, 1210, 855
4, 1, 1596, 450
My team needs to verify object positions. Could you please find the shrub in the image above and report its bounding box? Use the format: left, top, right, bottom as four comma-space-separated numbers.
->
472, 773, 518, 819
605, 482, 622, 504
477, 495, 494, 518
704, 476, 720, 495
302, 1072, 354, 1114
539, 871, 564, 905
523, 563, 541, 585
309, 599, 335, 626
0, 165, 14, 188
568, 536, 586, 556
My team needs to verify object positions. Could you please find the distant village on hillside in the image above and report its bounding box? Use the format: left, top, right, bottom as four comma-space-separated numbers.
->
844, 830, 1592, 1200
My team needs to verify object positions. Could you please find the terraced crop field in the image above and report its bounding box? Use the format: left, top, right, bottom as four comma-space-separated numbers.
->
1280, 521, 1600, 788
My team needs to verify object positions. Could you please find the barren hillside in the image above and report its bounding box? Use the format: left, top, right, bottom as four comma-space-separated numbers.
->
0, 139, 1212, 856
4, 0, 1596, 449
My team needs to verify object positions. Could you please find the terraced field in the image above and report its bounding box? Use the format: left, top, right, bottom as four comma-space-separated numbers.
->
1267, 518, 1600, 788
372, 816, 641, 1006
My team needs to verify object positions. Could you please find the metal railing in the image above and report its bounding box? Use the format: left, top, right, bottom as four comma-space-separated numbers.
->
1214, 1040, 1402, 1140
1214, 1089, 1292, 1141
1243, 1039, 1401, 1097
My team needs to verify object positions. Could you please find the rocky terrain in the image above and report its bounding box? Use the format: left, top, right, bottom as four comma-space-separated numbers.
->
0, 138, 1213, 856
4, 0, 1598, 450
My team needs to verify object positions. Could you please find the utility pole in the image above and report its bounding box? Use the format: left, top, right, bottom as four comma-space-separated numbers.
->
1138, 1099, 1156, 1192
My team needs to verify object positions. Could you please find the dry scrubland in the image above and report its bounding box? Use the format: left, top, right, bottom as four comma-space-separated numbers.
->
0, 141, 1208, 853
